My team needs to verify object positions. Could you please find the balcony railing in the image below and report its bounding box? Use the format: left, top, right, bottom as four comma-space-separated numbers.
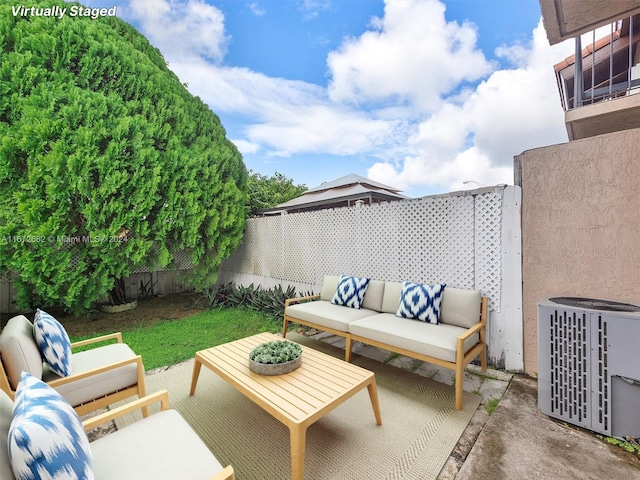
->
555, 15, 639, 111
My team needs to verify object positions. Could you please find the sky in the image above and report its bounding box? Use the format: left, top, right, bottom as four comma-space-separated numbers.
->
77, 0, 578, 198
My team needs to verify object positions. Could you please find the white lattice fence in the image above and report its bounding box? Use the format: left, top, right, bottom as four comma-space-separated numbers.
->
222, 190, 503, 312
1, 190, 505, 315
475, 192, 503, 311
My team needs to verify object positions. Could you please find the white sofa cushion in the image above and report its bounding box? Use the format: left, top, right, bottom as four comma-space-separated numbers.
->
90, 409, 224, 479
286, 300, 377, 331
439, 287, 482, 328
381, 283, 481, 329
43, 343, 140, 407
320, 275, 340, 301
1, 390, 15, 480
361, 279, 385, 312
0, 315, 43, 389
381, 282, 403, 314
349, 313, 479, 363
320, 276, 385, 312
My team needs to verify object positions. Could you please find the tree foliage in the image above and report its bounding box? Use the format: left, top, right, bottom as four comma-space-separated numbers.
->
0, 0, 248, 312
246, 171, 307, 217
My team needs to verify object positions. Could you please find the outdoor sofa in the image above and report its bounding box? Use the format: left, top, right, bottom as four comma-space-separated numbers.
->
0, 376, 235, 480
282, 275, 488, 410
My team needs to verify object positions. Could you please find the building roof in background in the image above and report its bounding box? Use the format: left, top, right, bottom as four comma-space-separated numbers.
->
258, 173, 409, 215
305, 173, 403, 194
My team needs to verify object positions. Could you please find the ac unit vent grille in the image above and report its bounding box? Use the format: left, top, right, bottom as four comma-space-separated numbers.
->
539, 298, 640, 437
595, 316, 609, 431
549, 309, 589, 423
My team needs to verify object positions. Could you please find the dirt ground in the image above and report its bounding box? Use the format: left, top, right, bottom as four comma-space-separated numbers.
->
42, 292, 207, 337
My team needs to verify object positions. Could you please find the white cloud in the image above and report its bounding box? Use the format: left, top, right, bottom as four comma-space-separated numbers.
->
298, 0, 332, 20
368, 19, 575, 194
168, 58, 403, 157
369, 146, 513, 193
327, 0, 493, 112
123, 0, 579, 196
245, 106, 398, 157
127, 0, 229, 62
231, 139, 260, 155
248, 2, 266, 17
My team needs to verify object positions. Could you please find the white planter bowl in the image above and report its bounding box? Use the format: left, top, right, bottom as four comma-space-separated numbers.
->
99, 300, 138, 313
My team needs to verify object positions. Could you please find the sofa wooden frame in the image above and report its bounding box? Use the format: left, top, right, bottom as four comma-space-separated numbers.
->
283, 294, 488, 410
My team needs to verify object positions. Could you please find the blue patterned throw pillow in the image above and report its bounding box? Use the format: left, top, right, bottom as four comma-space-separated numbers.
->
33, 309, 72, 377
8, 372, 94, 480
396, 282, 446, 324
331, 275, 371, 309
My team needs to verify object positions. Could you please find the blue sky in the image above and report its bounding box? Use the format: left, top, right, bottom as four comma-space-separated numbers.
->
79, 0, 577, 197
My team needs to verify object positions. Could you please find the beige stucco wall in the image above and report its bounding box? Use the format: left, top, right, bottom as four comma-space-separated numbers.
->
516, 127, 640, 376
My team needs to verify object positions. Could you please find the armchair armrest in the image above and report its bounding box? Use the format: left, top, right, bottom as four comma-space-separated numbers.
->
456, 321, 485, 342
285, 294, 321, 307
71, 332, 123, 349
455, 295, 488, 346
210, 466, 235, 480
47, 355, 144, 389
82, 390, 170, 432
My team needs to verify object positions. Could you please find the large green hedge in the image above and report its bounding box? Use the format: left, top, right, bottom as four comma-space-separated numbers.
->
0, 0, 248, 312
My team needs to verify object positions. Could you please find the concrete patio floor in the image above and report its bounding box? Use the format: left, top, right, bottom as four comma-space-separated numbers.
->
306, 329, 640, 479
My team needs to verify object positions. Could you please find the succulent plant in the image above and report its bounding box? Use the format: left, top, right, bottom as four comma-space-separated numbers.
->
249, 341, 302, 364
202, 282, 305, 320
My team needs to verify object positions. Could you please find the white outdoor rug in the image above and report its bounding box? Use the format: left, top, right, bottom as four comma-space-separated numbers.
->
115, 333, 480, 480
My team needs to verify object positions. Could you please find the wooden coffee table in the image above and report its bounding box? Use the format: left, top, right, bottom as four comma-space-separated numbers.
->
189, 332, 382, 480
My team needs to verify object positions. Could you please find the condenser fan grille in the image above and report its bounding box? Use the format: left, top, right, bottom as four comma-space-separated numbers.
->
549, 297, 640, 312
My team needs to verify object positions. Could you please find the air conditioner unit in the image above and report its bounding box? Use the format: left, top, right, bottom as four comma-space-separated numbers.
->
538, 297, 640, 437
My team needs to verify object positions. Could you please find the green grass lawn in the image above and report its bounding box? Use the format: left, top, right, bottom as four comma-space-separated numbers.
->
70, 307, 283, 371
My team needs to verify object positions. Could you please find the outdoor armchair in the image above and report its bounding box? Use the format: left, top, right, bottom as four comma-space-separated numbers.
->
0, 313, 147, 416
83, 389, 236, 479
1, 382, 235, 480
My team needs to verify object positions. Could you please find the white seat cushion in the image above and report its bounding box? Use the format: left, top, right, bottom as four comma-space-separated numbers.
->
361, 279, 385, 312
286, 300, 377, 332
0, 315, 43, 389
321, 275, 385, 312
44, 343, 140, 407
349, 313, 479, 363
90, 409, 224, 480
381, 282, 403, 314
439, 287, 482, 328
1, 390, 15, 480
